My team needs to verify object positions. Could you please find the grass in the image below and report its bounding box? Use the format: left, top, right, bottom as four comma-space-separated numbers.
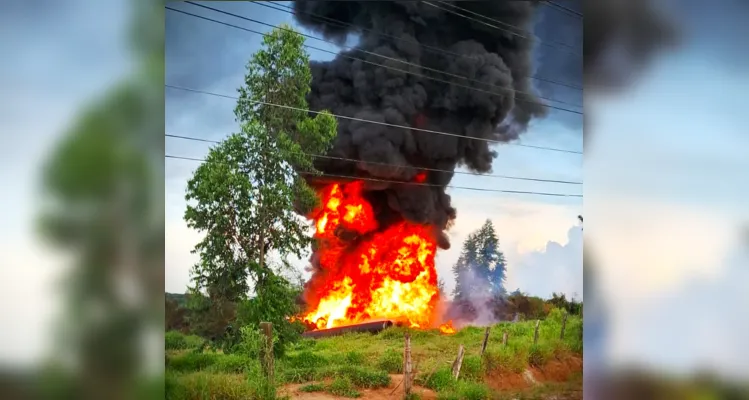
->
166, 312, 582, 399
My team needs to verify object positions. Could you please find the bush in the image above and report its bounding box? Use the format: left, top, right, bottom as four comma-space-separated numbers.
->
165, 331, 187, 350
377, 349, 403, 373
327, 377, 361, 398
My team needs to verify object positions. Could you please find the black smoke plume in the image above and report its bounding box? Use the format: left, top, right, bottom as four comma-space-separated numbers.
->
293, 1, 548, 248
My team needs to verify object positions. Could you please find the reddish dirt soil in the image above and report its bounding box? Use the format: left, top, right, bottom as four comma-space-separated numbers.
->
485, 356, 583, 392
280, 374, 438, 400
281, 357, 583, 399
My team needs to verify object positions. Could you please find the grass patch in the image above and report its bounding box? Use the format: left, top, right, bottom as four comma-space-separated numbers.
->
337, 365, 391, 388
284, 351, 328, 369
377, 349, 403, 373
436, 381, 491, 400
165, 331, 205, 350
327, 377, 361, 398
299, 383, 326, 392
165, 371, 277, 400
417, 367, 456, 392
167, 353, 220, 373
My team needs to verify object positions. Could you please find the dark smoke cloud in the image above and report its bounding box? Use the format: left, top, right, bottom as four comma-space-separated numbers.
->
584, 0, 678, 92
293, 0, 549, 247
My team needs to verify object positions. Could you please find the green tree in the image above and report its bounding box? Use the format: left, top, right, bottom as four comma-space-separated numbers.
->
184, 25, 336, 352
36, 1, 163, 398
451, 232, 479, 301
451, 220, 507, 300
474, 219, 507, 297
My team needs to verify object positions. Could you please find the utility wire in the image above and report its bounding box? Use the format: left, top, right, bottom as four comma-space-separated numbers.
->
172, 3, 583, 114
252, 1, 583, 92
422, 1, 581, 57
165, 84, 583, 155
544, 1, 583, 18
166, 154, 583, 198
166, 133, 582, 185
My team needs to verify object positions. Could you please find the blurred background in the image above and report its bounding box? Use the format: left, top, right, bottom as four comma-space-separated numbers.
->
0, 0, 746, 398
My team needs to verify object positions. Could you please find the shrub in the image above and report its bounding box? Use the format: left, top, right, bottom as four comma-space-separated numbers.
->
377, 349, 403, 373
165, 331, 187, 350
327, 377, 361, 398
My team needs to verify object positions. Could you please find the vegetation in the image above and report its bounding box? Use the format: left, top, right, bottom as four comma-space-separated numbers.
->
165, 310, 582, 399
182, 24, 337, 355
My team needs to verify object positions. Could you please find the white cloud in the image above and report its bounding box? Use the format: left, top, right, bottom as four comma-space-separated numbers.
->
505, 225, 583, 299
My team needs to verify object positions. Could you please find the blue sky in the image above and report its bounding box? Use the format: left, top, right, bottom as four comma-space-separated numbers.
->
164, 1, 584, 301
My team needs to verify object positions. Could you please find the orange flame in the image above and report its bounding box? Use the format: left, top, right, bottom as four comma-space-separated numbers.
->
300, 182, 452, 332
439, 320, 456, 334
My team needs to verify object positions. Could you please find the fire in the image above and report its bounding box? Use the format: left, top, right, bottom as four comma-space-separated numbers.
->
439, 321, 456, 334
300, 181, 452, 332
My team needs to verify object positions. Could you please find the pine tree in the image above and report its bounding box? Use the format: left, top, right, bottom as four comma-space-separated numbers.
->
451, 232, 479, 301
474, 219, 507, 297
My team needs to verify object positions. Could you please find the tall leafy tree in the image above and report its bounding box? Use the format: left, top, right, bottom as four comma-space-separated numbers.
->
184, 25, 336, 350
36, 1, 163, 398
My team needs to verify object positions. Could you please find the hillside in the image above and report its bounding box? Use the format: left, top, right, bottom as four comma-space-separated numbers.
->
165, 310, 582, 400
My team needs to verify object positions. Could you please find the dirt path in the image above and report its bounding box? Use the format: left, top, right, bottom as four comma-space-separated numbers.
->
280, 374, 437, 400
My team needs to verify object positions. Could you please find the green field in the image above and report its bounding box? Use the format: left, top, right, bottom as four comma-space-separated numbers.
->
166, 309, 582, 400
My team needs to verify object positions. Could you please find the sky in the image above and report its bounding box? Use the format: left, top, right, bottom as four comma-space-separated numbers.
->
164, 1, 584, 304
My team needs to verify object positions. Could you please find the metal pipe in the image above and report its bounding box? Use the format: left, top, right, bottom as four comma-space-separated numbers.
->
302, 320, 395, 339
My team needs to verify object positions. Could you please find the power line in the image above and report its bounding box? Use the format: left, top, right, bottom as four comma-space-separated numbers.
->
165, 154, 583, 198
252, 1, 583, 92
172, 3, 583, 114
422, 1, 581, 57
165, 84, 583, 155
166, 133, 582, 185
544, 1, 583, 18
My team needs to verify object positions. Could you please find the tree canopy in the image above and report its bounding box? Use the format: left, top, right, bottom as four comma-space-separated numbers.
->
183, 25, 337, 351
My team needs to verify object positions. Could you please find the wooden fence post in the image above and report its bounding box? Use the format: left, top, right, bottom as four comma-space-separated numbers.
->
533, 320, 540, 345
259, 322, 274, 385
560, 313, 569, 339
502, 330, 508, 346
452, 344, 465, 379
480, 326, 491, 357
403, 333, 412, 399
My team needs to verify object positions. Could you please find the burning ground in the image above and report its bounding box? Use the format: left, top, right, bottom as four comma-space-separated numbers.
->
292, 1, 549, 332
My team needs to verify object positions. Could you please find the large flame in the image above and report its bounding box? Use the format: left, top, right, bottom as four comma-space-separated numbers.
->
301, 182, 452, 332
